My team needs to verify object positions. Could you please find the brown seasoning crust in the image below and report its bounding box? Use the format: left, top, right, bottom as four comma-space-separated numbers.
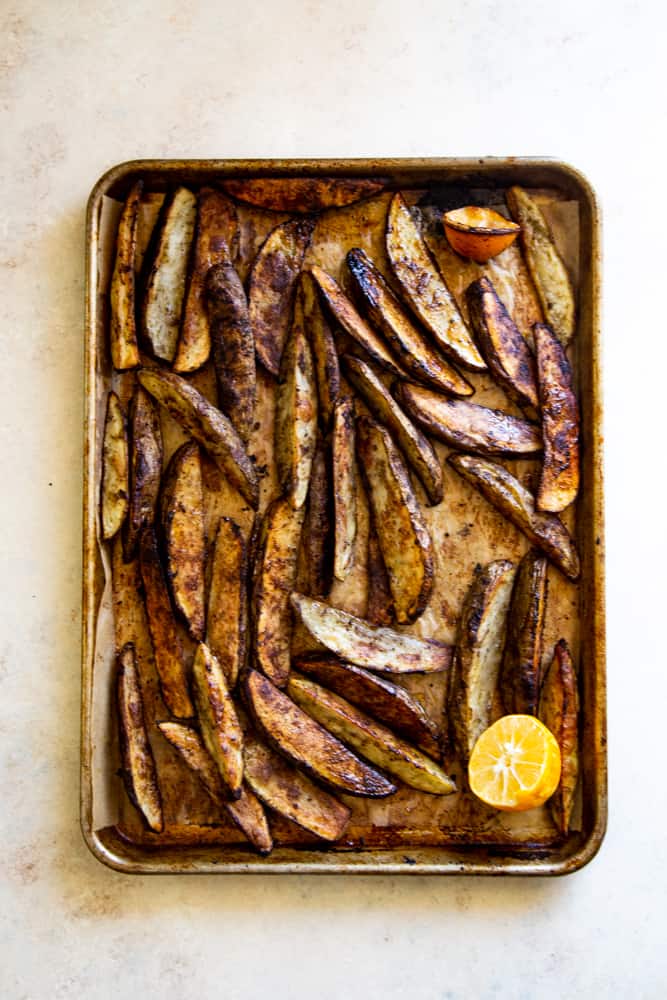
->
206, 517, 248, 689
539, 638, 580, 835
160, 442, 206, 641
301, 270, 341, 430
302, 441, 334, 598
223, 176, 386, 212
109, 179, 142, 370
365, 526, 395, 626
191, 642, 244, 798
116, 643, 164, 833
534, 322, 580, 512
499, 550, 548, 715
123, 385, 163, 562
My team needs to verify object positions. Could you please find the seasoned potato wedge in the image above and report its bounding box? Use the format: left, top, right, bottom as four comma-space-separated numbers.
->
139, 527, 194, 719
249, 217, 315, 376
116, 643, 163, 832
540, 639, 580, 835
346, 247, 473, 396
192, 642, 244, 798
448, 454, 580, 580
357, 416, 434, 624
303, 441, 333, 598
344, 355, 443, 505
123, 386, 163, 562
506, 186, 575, 346
160, 442, 206, 641
332, 397, 357, 581
365, 527, 394, 626
223, 176, 385, 212
465, 276, 539, 409
386, 193, 485, 371
100, 391, 129, 541
243, 729, 350, 840
140, 186, 197, 362
397, 383, 542, 457
109, 180, 142, 370
207, 517, 248, 688
289, 676, 455, 794
291, 594, 453, 674
301, 271, 340, 429
276, 290, 318, 509
245, 670, 396, 797
534, 323, 580, 512
500, 550, 548, 716
137, 369, 259, 508
205, 260, 256, 444
293, 653, 440, 758
450, 560, 516, 763
174, 187, 240, 373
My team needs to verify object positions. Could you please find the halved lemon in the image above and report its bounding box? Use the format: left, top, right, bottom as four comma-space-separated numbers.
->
443, 206, 520, 262
468, 715, 561, 812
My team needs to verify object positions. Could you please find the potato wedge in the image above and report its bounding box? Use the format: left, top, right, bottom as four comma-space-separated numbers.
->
310, 266, 406, 379
137, 368, 259, 508
140, 186, 197, 362
506, 186, 576, 346
139, 527, 194, 719
343, 355, 444, 505
450, 560, 516, 763
291, 594, 452, 674
448, 454, 580, 580
100, 391, 129, 541
109, 180, 142, 370
301, 270, 340, 429
346, 247, 473, 396
386, 193, 485, 371
249, 217, 315, 376
252, 496, 305, 688
289, 676, 455, 794
243, 728, 350, 840
116, 643, 163, 833
293, 653, 440, 758
397, 383, 542, 457
192, 642, 244, 798
500, 550, 548, 716
245, 670, 396, 797
206, 517, 248, 689
173, 187, 240, 373
158, 722, 272, 854
123, 385, 163, 562
160, 442, 206, 641
366, 527, 394, 626
465, 276, 539, 410
223, 176, 385, 212
540, 639, 579, 835
534, 323, 580, 512
357, 416, 434, 624
332, 397, 357, 581
303, 441, 333, 598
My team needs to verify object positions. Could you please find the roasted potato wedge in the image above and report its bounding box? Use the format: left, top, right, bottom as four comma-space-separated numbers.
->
506, 186, 576, 346
386, 193, 485, 371
139, 527, 194, 719
160, 442, 206, 641
123, 385, 163, 562
109, 179, 142, 370
540, 639, 580, 835
465, 276, 539, 410
357, 415, 434, 624
205, 260, 256, 444
534, 323, 580, 512
291, 594, 453, 674
243, 728, 350, 841
346, 247, 473, 396
450, 560, 516, 763
448, 454, 580, 580
332, 397, 357, 581
365, 527, 394, 626
303, 441, 333, 598
344, 355, 443, 505
289, 676, 455, 794
252, 496, 305, 688
249, 217, 315, 376
301, 270, 340, 429
500, 550, 548, 716
174, 187, 240, 373
137, 368, 259, 508
223, 176, 385, 212
293, 653, 440, 758
192, 642, 244, 798
100, 391, 129, 541
140, 186, 197, 362
116, 643, 163, 832
207, 517, 248, 688
245, 669, 396, 797
397, 383, 542, 457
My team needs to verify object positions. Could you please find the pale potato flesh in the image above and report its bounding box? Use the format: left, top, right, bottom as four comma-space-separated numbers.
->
110, 180, 142, 370
161, 442, 206, 641
332, 397, 357, 581
191, 642, 244, 798
101, 390, 129, 540
206, 517, 247, 689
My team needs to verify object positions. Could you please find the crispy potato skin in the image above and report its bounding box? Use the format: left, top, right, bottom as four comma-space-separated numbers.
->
332, 397, 357, 581
356, 415, 434, 624
448, 454, 580, 580
206, 518, 248, 689
192, 642, 244, 798
116, 643, 163, 833
301, 271, 340, 429
465, 276, 539, 409
365, 527, 395, 626
110, 180, 142, 370
500, 550, 548, 715
303, 441, 333, 598
245, 670, 396, 797
540, 639, 579, 835
101, 391, 129, 541
160, 442, 206, 641
534, 323, 580, 513
223, 176, 385, 212
123, 386, 163, 562
249, 217, 315, 376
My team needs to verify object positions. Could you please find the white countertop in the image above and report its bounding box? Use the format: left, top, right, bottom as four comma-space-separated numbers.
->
2, 1, 666, 996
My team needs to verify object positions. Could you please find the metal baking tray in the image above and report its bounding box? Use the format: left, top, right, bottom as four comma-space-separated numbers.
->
82, 158, 605, 875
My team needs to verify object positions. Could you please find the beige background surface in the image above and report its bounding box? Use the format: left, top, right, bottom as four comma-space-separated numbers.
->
1, 1, 665, 997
